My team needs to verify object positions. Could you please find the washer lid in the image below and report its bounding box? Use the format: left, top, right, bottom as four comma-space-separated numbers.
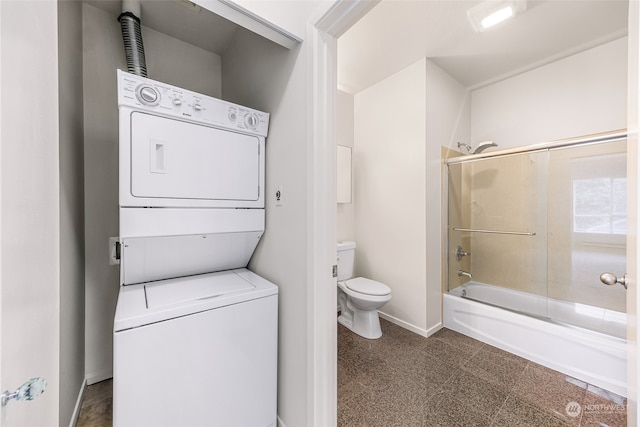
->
345, 277, 390, 296
144, 272, 253, 309
114, 268, 278, 332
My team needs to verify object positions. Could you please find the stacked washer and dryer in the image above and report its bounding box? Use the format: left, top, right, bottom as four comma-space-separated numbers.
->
113, 70, 278, 427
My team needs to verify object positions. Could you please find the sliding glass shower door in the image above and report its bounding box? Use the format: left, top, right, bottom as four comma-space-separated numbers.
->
546, 139, 626, 336
447, 137, 626, 338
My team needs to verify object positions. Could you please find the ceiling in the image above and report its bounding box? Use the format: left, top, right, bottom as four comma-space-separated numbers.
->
338, 0, 629, 94
85, 0, 242, 56
85, 0, 628, 93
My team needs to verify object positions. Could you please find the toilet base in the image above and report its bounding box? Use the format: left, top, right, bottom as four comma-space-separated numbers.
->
337, 307, 382, 339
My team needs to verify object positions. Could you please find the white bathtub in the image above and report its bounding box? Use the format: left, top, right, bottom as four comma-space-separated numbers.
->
444, 282, 627, 397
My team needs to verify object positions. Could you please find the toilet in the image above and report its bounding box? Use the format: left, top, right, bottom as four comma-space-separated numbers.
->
336, 241, 392, 339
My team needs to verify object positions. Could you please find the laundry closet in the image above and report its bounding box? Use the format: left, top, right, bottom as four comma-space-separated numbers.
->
1, 0, 329, 424
79, 1, 314, 425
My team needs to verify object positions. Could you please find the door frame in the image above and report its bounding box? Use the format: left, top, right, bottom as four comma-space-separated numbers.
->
627, 0, 639, 423
307, 1, 379, 425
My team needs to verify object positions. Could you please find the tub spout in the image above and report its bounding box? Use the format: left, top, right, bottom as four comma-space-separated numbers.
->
458, 270, 472, 279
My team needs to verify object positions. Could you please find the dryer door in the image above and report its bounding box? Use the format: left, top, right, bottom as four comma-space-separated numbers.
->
128, 112, 262, 206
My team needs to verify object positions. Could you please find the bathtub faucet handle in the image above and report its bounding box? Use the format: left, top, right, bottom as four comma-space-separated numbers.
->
455, 246, 470, 261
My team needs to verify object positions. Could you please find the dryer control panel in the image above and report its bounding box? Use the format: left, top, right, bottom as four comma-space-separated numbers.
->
117, 69, 269, 137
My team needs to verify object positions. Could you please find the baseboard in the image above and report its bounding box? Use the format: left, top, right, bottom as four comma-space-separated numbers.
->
378, 311, 442, 338
425, 321, 442, 337
69, 378, 87, 427
86, 369, 113, 385
277, 415, 285, 427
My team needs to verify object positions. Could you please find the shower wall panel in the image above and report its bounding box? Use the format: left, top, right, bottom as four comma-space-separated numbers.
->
449, 152, 547, 296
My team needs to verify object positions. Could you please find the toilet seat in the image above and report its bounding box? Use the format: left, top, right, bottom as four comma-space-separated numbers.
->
345, 277, 390, 296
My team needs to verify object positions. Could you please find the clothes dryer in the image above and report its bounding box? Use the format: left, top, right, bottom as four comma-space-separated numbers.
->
113, 70, 277, 427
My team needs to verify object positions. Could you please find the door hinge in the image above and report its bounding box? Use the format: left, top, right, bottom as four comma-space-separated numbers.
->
332, 265, 338, 278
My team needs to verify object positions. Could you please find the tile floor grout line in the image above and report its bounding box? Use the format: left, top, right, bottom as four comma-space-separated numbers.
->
487, 392, 512, 427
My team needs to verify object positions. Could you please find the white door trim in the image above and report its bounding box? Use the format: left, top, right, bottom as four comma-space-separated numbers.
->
307, 1, 379, 426
306, 22, 338, 423
627, 0, 639, 423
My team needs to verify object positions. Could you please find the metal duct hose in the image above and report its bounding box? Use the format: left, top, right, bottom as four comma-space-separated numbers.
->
118, 11, 147, 77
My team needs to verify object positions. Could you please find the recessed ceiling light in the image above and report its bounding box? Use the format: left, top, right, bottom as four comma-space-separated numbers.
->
481, 6, 514, 29
468, 0, 527, 32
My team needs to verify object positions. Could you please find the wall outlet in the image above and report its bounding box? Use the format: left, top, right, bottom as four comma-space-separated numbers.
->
275, 185, 283, 206
109, 237, 121, 265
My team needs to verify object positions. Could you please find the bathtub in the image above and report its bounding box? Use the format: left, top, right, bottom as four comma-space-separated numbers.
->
444, 282, 627, 397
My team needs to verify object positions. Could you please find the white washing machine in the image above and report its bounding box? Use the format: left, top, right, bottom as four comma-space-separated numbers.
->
113, 70, 277, 427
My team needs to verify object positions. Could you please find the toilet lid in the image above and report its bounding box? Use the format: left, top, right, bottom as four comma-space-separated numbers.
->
345, 277, 391, 296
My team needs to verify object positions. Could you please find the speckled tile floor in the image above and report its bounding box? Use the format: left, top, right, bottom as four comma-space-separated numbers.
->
75, 320, 627, 427
338, 319, 627, 427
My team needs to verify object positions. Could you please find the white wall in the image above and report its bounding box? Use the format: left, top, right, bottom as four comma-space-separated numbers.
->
82, 3, 223, 383
58, 1, 85, 425
471, 37, 628, 148
337, 90, 355, 242
351, 58, 469, 335
354, 59, 428, 332
1, 1, 60, 424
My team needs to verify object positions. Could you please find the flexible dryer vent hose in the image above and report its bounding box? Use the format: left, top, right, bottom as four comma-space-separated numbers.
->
118, 11, 147, 77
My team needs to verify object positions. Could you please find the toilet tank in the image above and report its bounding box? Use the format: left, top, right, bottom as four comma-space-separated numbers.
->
336, 241, 356, 281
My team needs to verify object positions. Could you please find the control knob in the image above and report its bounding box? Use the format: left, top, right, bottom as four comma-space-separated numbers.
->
245, 113, 259, 130
136, 85, 160, 106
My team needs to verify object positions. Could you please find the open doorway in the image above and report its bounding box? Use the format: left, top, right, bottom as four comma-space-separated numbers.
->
322, 2, 637, 424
